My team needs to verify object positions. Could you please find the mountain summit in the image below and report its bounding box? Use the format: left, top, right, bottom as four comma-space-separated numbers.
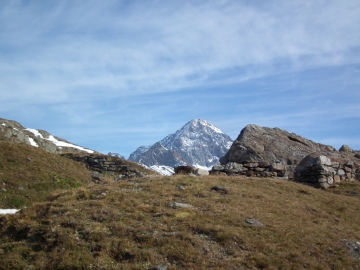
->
129, 119, 233, 168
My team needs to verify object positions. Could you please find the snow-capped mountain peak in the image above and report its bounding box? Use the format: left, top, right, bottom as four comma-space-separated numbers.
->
129, 119, 233, 170
189, 119, 223, 134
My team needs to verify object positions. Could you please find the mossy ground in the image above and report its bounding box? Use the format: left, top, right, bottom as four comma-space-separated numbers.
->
1, 174, 359, 269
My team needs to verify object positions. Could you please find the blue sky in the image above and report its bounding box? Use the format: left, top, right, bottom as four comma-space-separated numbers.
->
1, 0, 359, 158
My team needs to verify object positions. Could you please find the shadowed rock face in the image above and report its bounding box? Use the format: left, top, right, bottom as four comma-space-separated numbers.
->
220, 124, 336, 166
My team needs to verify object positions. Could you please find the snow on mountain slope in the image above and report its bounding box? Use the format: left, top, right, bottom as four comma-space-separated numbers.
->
138, 163, 174, 176
149, 165, 174, 176
0, 118, 94, 154
129, 119, 233, 168
25, 128, 94, 153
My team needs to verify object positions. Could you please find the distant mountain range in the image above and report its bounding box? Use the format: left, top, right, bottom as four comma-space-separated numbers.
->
0, 117, 95, 154
1, 116, 359, 180
128, 119, 233, 170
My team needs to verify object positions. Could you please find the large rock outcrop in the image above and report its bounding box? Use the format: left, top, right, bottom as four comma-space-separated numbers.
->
218, 124, 360, 181
220, 124, 335, 167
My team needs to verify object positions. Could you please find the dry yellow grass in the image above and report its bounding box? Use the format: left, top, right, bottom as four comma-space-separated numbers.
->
1, 174, 359, 269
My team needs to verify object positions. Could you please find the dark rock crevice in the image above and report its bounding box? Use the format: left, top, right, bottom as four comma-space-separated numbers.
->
287, 135, 310, 147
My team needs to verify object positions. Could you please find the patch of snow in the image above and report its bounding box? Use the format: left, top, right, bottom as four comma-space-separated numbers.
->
24, 129, 93, 153
198, 119, 224, 134
136, 163, 173, 176
226, 141, 233, 149
180, 137, 193, 147
0, 209, 20, 214
207, 157, 218, 163
193, 164, 212, 171
28, 137, 39, 147
150, 165, 174, 176
156, 143, 168, 151
25, 128, 44, 138
1, 123, 5, 126
46, 135, 94, 153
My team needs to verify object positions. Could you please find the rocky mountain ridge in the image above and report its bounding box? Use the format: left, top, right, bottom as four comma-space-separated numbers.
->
129, 119, 233, 168
128, 145, 151, 161
0, 117, 95, 155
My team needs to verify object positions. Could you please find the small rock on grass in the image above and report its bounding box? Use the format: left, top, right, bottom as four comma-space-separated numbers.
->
346, 191, 358, 196
340, 239, 360, 260
91, 171, 104, 182
152, 265, 167, 270
177, 185, 185, 190
168, 202, 194, 209
211, 186, 228, 194
245, 218, 263, 227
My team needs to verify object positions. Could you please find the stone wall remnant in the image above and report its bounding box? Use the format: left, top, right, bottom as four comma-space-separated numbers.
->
62, 153, 145, 180
294, 154, 359, 188
210, 160, 288, 179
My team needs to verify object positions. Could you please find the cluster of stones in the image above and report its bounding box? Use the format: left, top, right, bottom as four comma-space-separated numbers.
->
62, 154, 145, 180
294, 154, 360, 188
210, 161, 288, 178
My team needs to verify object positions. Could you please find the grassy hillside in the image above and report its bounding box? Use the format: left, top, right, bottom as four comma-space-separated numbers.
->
0, 141, 158, 209
1, 174, 359, 269
0, 141, 92, 208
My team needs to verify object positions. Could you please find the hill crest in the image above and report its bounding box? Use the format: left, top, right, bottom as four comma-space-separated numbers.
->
0, 117, 95, 154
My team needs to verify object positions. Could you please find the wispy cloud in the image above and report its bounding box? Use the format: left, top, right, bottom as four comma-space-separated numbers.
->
0, 1, 359, 156
1, 1, 360, 100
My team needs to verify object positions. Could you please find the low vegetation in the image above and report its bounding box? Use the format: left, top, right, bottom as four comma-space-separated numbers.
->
0, 141, 92, 208
0, 141, 157, 209
1, 173, 360, 269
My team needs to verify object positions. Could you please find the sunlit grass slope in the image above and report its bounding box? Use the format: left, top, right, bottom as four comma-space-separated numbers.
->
1, 174, 359, 269
0, 141, 92, 208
